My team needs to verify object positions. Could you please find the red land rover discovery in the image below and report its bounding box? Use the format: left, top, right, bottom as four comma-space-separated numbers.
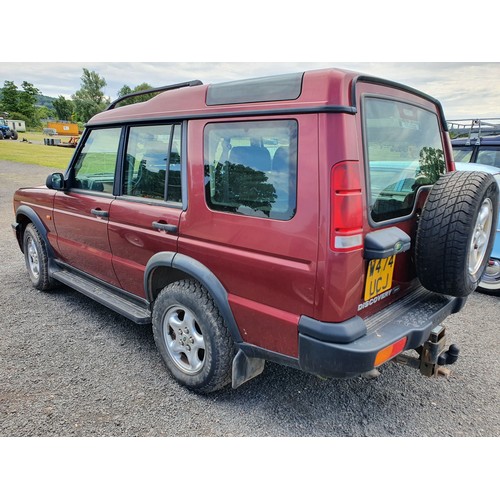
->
12, 68, 498, 392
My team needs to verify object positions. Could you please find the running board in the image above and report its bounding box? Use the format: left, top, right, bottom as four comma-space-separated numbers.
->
51, 268, 151, 324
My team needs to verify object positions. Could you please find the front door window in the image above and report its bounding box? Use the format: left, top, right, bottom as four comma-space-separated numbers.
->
73, 128, 122, 193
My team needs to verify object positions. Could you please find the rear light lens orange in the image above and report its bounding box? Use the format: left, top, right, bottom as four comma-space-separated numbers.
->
374, 337, 407, 367
330, 162, 363, 252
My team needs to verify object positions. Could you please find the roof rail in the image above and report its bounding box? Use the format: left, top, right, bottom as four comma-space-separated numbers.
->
447, 118, 500, 145
106, 80, 203, 110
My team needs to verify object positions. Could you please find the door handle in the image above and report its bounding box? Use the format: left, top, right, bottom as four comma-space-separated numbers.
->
152, 221, 178, 233
91, 209, 109, 218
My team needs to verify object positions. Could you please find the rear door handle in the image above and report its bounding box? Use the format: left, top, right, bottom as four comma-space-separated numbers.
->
152, 221, 178, 233
91, 209, 109, 218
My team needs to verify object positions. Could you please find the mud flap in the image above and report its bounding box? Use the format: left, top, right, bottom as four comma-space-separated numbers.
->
232, 350, 265, 389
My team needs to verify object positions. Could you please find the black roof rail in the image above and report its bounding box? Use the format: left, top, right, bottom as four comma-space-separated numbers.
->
106, 80, 203, 110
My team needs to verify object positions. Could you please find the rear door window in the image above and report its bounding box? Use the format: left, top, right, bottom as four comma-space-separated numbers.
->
122, 123, 182, 202
364, 98, 446, 223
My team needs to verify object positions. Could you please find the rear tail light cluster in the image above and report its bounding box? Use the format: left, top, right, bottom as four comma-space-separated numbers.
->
330, 162, 363, 251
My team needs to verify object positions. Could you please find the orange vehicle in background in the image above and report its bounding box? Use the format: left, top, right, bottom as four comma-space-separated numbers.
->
46, 121, 79, 136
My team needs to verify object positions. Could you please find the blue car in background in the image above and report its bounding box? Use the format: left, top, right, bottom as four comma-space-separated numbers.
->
450, 119, 500, 295
455, 162, 500, 295
449, 118, 500, 168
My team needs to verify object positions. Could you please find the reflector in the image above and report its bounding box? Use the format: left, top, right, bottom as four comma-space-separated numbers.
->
374, 337, 407, 367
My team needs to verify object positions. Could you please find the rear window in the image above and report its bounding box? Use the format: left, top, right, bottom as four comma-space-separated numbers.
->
364, 98, 446, 223
452, 146, 474, 163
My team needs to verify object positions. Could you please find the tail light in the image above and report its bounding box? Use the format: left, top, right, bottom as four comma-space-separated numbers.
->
330, 162, 363, 251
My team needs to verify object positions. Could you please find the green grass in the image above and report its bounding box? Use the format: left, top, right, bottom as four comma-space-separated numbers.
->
0, 132, 76, 169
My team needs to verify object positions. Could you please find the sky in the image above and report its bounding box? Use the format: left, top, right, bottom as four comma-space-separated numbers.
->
2, 2, 500, 123
1, 61, 499, 121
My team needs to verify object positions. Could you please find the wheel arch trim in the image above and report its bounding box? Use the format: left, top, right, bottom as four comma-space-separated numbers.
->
15, 205, 55, 258
144, 252, 243, 343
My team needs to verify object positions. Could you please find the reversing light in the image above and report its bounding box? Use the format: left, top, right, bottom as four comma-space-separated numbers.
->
374, 337, 407, 367
330, 162, 363, 251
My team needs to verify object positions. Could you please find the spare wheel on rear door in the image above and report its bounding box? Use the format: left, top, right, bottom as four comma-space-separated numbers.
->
416, 171, 499, 297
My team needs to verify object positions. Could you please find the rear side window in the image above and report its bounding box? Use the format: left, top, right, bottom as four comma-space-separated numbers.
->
364, 98, 446, 223
204, 120, 297, 220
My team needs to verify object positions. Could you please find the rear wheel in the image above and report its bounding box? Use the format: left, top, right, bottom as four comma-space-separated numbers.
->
416, 171, 499, 297
10, 130, 18, 140
152, 280, 234, 393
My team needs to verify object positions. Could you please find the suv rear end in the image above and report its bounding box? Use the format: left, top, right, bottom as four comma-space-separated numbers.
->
289, 73, 492, 379
13, 68, 498, 392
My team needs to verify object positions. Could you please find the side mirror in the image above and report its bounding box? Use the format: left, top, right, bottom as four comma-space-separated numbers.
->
46, 173, 65, 190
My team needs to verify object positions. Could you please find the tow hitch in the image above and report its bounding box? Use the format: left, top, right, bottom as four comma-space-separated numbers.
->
395, 325, 460, 377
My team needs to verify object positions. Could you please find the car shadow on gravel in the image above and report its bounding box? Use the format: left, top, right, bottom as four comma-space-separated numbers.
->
217, 365, 471, 436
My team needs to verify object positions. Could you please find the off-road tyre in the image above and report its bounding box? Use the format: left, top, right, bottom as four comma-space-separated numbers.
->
23, 223, 56, 291
10, 130, 18, 140
416, 171, 499, 297
152, 280, 234, 393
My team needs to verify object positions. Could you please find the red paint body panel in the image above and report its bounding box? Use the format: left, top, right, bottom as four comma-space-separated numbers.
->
108, 199, 181, 297
52, 191, 119, 286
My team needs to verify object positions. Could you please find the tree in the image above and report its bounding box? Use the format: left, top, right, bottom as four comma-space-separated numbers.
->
132, 83, 155, 103
18, 81, 40, 126
53, 95, 74, 121
35, 106, 52, 122
117, 84, 133, 99
72, 68, 109, 122
115, 82, 157, 107
1, 81, 19, 113
417, 147, 446, 184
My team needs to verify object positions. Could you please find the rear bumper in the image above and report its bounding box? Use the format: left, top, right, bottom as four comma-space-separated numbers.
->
298, 287, 467, 378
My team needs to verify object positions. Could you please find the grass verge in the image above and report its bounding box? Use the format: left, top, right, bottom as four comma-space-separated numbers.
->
0, 132, 76, 169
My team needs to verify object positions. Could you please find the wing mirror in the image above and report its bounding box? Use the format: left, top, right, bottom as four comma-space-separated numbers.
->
46, 172, 65, 190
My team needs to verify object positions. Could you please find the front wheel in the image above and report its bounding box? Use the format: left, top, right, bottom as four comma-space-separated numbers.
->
23, 223, 56, 291
152, 280, 234, 393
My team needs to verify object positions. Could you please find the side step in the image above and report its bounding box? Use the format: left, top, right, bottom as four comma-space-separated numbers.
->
51, 268, 151, 324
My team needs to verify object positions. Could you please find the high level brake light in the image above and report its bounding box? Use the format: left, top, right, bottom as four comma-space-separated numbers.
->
330, 162, 363, 251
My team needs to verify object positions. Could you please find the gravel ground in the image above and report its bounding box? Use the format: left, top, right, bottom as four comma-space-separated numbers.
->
1, 159, 499, 438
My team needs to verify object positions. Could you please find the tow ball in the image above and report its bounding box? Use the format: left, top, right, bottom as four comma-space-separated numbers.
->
395, 325, 460, 377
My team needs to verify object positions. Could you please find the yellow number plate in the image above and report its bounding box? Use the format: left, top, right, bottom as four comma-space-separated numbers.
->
364, 255, 396, 301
